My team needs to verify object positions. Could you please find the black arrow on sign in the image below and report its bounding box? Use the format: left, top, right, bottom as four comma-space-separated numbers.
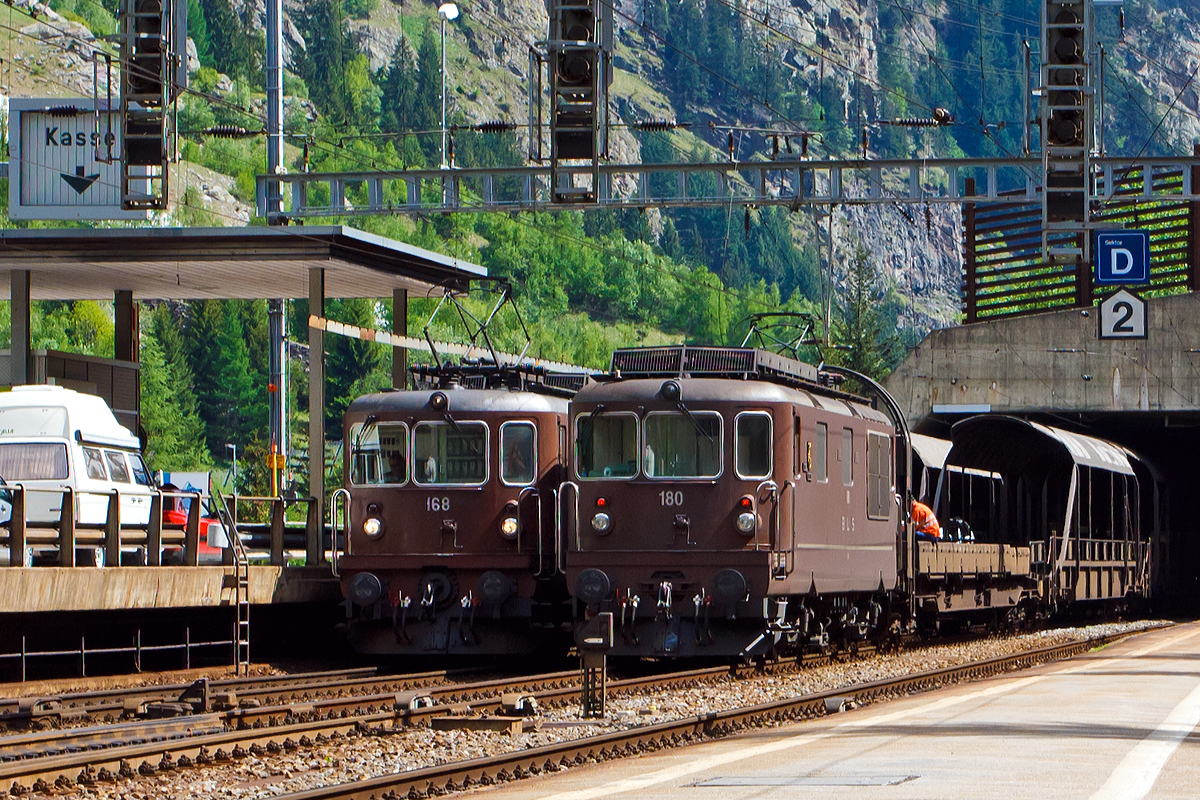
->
60, 165, 100, 195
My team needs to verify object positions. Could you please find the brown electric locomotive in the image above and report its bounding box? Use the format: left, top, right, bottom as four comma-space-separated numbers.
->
563, 346, 899, 658
337, 365, 577, 655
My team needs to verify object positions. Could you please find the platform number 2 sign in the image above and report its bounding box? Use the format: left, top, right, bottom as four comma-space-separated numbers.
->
1098, 289, 1147, 340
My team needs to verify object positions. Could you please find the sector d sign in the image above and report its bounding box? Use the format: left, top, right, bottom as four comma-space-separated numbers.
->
1094, 230, 1150, 285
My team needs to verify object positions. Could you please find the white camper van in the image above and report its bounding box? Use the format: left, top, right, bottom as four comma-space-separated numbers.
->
0, 385, 154, 526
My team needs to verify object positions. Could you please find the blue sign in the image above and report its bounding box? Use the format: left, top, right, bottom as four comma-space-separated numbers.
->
1095, 230, 1150, 285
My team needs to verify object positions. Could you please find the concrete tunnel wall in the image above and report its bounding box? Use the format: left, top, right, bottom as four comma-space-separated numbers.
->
887, 292, 1200, 424
885, 292, 1200, 613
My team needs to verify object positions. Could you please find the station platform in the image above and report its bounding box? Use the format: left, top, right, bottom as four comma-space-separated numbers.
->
479, 623, 1200, 800
0, 565, 339, 613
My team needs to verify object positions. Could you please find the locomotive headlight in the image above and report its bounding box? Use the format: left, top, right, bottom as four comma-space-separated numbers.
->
363, 517, 385, 539
500, 516, 519, 539
591, 512, 612, 534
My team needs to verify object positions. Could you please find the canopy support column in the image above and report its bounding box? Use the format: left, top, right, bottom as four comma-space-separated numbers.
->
10, 270, 30, 385
392, 288, 408, 389
308, 267, 325, 566
114, 289, 138, 363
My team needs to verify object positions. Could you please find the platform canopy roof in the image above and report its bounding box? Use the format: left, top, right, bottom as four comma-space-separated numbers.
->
0, 226, 486, 300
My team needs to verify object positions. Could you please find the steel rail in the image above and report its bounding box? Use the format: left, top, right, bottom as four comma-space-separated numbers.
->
1, 667, 378, 713
0, 667, 478, 728
0, 637, 966, 759
0, 650, 858, 781
275, 629, 1147, 800
0, 628, 1155, 795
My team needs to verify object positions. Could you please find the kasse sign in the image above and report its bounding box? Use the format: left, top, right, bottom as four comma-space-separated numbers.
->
8, 98, 149, 221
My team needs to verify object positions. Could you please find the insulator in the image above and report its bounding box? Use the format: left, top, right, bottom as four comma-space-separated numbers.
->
46, 106, 81, 116
772, 136, 779, 158
892, 117, 939, 128
728, 132, 735, 159
204, 125, 261, 138
631, 119, 678, 132
744, 207, 751, 237
473, 120, 518, 133
784, 136, 793, 155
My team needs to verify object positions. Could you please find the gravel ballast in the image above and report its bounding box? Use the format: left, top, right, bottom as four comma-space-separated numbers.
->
66, 620, 1165, 800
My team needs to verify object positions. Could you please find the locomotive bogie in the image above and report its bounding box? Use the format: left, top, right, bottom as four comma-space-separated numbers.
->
338, 388, 570, 655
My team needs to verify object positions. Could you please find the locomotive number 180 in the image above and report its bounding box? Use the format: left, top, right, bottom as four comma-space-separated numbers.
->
659, 490, 684, 507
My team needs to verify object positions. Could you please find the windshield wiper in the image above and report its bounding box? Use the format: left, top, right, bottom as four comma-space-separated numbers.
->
675, 400, 716, 444
353, 415, 378, 451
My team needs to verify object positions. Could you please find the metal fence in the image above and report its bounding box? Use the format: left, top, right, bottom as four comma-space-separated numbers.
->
963, 157, 1200, 322
0, 486, 322, 568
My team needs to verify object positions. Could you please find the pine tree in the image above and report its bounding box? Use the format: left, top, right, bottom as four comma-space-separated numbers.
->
381, 36, 417, 139
187, 0, 211, 68
831, 244, 900, 381
299, 0, 349, 124
185, 300, 263, 457
200, 0, 255, 80
415, 27, 443, 162
139, 324, 211, 471
324, 298, 388, 430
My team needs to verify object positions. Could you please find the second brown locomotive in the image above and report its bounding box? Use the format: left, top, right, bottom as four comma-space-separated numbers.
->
563, 346, 898, 657
338, 366, 576, 655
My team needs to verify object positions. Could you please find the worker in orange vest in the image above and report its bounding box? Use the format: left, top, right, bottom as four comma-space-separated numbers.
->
911, 500, 942, 541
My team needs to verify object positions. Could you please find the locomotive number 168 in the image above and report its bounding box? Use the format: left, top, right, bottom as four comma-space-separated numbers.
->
659, 491, 684, 507
427, 497, 451, 511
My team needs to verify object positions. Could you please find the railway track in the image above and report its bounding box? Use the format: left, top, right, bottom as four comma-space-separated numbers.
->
0, 627, 1154, 796
0, 647, 860, 764
0, 666, 484, 729
272, 628, 1145, 800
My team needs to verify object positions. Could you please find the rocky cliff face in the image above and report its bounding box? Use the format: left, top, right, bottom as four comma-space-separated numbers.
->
33, 0, 1200, 331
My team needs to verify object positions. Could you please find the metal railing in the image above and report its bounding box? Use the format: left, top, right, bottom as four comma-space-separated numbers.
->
0, 486, 324, 568
257, 156, 1200, 219
0, 627, 233, 681
1031, 536, 1148, 568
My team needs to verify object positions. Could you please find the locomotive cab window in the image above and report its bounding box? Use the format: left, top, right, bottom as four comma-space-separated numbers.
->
414, 421, 488, 486
576, 413, 638, 479
643, 411, 722, 479
735, 412, 772, 479
841, 427, 854, 486
500, 422, 537, 486
349, 422, 409, 486
866, 431, 892, 519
